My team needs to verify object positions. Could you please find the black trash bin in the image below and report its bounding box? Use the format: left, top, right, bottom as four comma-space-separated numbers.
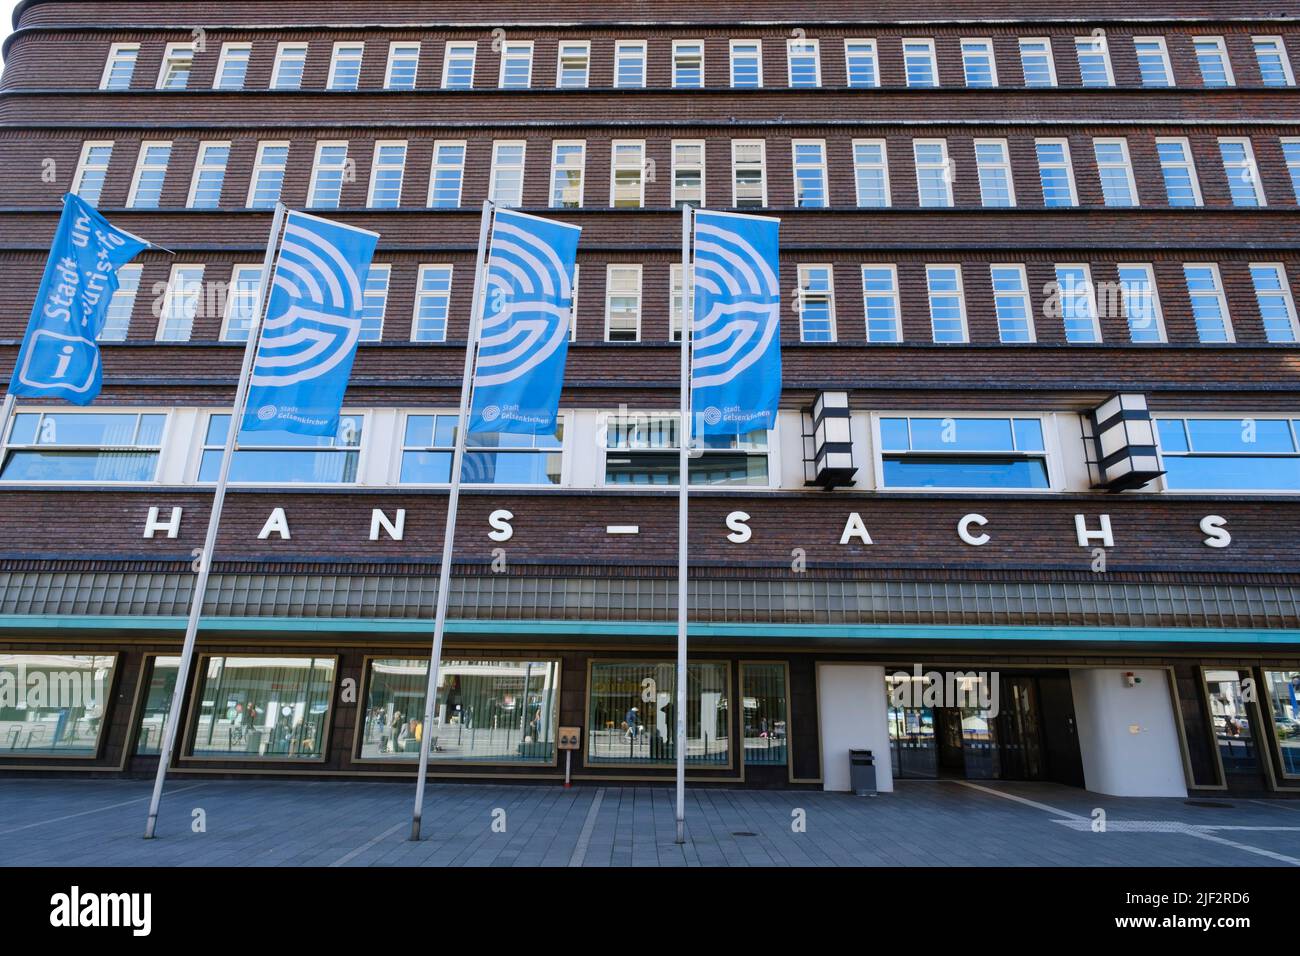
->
849, 749, 876, 796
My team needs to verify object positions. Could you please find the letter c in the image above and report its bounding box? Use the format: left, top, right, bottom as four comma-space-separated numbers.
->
958, 513, 990, 547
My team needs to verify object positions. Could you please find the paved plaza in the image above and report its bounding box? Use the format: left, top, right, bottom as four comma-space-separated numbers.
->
4, 778, 1300, 867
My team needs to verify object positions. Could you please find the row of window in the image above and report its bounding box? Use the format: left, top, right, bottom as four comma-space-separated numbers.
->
99, 258, 1298, 346
70, 133, 1300, 212
5, 409, 1300, 494
104, 32, 1296, 93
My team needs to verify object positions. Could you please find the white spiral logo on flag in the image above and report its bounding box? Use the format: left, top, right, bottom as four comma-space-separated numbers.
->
691, 219, 781, 390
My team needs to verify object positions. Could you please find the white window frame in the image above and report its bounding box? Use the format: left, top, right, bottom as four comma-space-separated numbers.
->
989, 263, 1035, 343
270, 41, 309, 91
597, 409, 775, 491
797, 263, 837, 343
156, 264, 205, 342
219, 264, 265, 342
1093, 137, 1139, 208
1035, 138, 1079, 207
489, 140, 527, 207
786, 37, 821, 88
186, 140, 231, 209
411, 263, 454, 343
671, 139, 706, 207
126, 140, 172, 209
367, 140, 408, 208
327, 41, 365, 91
1053, 263, 1103, 343
902, 38, 939, 88
1155, 136, 1204, 207
498, 40, 534, 89
673, 39, 705, 88
730, 39, 763, 88
569, 264, 580, 342
1219, 136, 1266, 206
100, 42, 140, 90
72, 141, 114, 205
550, 140, 586, 208
1, 408, 172, 486
1284, 137, 1300, 202
1152, 411, 1300, 495
1115, 262, 1167, 343
852, 138, 891, 207
197, 409, 367, 487
1250, 262, 1300, 342
441, 41, 477, 89
359, 263, 391, 341
556, 40, 591, 89
1183, 262, 1235, 343
99, 263, 143, 342
156, 42, 193, 90
670, 262, 692, 341
396, 409, 568, 488
384, 41, 421, 90
1132, 36, 1174, 87
1194, 36, 1235, 87
1019, 37, 1058, 87
212, 42, 252, 91
974, 137, 1016, 207
1074, 34, 1115, 87
913, 138, 954, 207
844, 38, 879, 88
861, 264, 901, 342
925, 264, 969, 343
1254, 36, 1296, 87
791, 138, 829, 208
960, 37, 998, 87
731, 139, 768, 207
307, 140, 351, 209
247, 141, 290, 209
610, 140, 647, 208
604, 264, 643, 342
614, 40, 647, 88
427, 140, 467, 208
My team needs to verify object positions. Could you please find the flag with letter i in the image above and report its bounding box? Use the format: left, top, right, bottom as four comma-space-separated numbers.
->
689, 210, 782, 435
469, 208, 581, 435
242, 210, 380, 437
8, 193, 148, 404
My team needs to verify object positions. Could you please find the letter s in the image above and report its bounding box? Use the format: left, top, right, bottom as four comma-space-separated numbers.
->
726, 511, 752, 544
488, 509, 514, 542
1200, 514, 1231, 549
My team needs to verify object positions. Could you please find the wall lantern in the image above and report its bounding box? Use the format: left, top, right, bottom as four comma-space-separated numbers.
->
802, 390, 858, 489
1084, 393, 1165, 492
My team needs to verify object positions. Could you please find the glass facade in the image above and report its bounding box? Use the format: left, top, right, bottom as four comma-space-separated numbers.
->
1203, 669, 1261, 779
741, 664, 787, 766
1263, 670, 1300, 776
200, 414, 362, 484
587, 661, 729, 765
880, 416, 1049, 489
134, 656, 180, 755
0, 654, 116, 755
190, 656, 335, 759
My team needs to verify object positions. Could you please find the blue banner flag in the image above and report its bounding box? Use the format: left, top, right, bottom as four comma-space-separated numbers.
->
469, 209, 581, 435
8, 193, 148, 404
243, 211, 379, 437
690, 210, 782, 436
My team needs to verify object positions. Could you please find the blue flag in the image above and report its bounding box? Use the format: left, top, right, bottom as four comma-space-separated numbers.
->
690, 210, 782, 436
8, 193, 148, 404
243, 211, 379, 437
469, 209, 581, 435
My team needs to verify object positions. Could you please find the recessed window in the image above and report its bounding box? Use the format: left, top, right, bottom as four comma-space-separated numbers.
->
428, 140, 466, 208
157, 264, 204, 341
1250, 263, 1299, 343
673, 40, 704, 88
852, 139, 890, 207
862, 265, 901, 342
670, 262, 693, 341
844, 38, 879, 88
1219, 138, 1265, 206
671, 140, 705, 208
134, 657, 179, 755
1019, 37, 1057, 87
787, 37, 820, 87
157, 43, 193, 90
489, 140, 526, 207
568, 264, 580, 341
557, 40, 590, 88
248, 141, 289, 209
602, 413, 769, 486
100, 263, 142, 342
1157, 416, 1300, 490
412, 265, 453, 342
442, 41, 476, 89
72, 141, 113, 206
1035, 139, 1078, 207
1262, 671, 1300, 774
101, 43, 139, 90
214, 42, 252, 91
328, 42, 365, 90
0, 655, 116, 755
1093, 138, 1138, 207
550, 140, 586, 208
1053, 264, 1101, 342
1194, 36, 1234, 87
903, 39, 938, 88
1074, 35, 1114, 86
367, 141, 407, 208
990, 264, 1034, 342
913, 139, 953, 207
1117, 263, 1165, 343
926, 264, 967, 343
731, 39, 762, 88
878, 415, 1050, 489
610, 140, 646, 207
614, 40, 647, 88
974, 139, 1015, 207
961, 38, 997, 87
200, 414, 362, 483
731, 139, 767, 207
1133, 37, 1173, 87
360, 264, 389, 340
187, 141, 230, 209
1155, 138, 1202, 207
1, 412, 164, 482
798, 264, 836, 342
1254, 36, 1295, 87
220, 265, 263, 342
271, 42, 308, 91
587, 661, 730, 765
1281, 139, 1300, 202
741, 664, 788, 766
604, 264, 642, 341
308, 141, 350, 209
399, 413, 562, 484
127, 140, 172, 209
1182, 263, 1233, 342
385, 41, 421, 90
499, 40, 533, 88
189, 656, 335, 759
792, 139, 828, 208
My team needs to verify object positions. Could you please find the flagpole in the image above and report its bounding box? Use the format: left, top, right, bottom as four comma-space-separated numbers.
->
675, 203, 693, 845
144, 202, 287, 839
410, 199, 495, 841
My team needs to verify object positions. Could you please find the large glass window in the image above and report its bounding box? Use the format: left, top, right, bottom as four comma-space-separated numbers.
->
157, 43, 193, 90
791, 140, 828, 208
1183, 263, 1233, 342
1133, 37, 1173, 87
730, 40, 762, 88
587, 661, 729, 765
614, 41, 646, 88
926, 264, 967, 343
412, 264, 453, 342
0, 654, 116, 755
190, 656, 334, 759
672, 140, 705, 208
605, 264, 642, 341
385, 42, 421, 90
879, 415, 1050, 489
1019, 37, 1057, 87
610, 140, 646, 207
914, 140, 953, 207
367, 141, 407, 208
489, 141, 526, 207
214, 43, 252, 91
862, 265, 901, 342
1156, 138, 1202, 207
399, 413, 562, 484
1219, 138, 1264, 207
134, 656, 179, 755
975, 139, 1015, 207
1251, 263, 1300, 343
73, 142, 113, 206
1053, 264, 1100, 342
1157, 416, 1300, 490
741, 664, 787, 766
362, 659, 559, 762
990, 264, 1033, 342
498, 41, 533, 88
557, 41, 590, 88
1255, 37, 1295, 87
1203, 669, 1260, 781
308, 141, 350, 209
903, 39, 938, 88
328, 42, 364, 91
1094, 138, 1137, 207
442, 41, 477, 89
961, 38, 997, 87
852, 139, 890, 207
102, 43, 140, 91
603, 413, 769, 486
1036, 139, 1077, 207
200, 414, 362, 484
428, 140, 466, 208
127, 141, 172, 209
1263, 670, 1300, 775
798, 264, 836, 342
248, 141, 289, 209
1074, 35, 1113, 87
844, 39, 879, 88
99, 263, 142, 342
673, 40, 704, 88
787, 38, 820, 88
1, 411, 164, 482
271, 42, 308, 90
550, 141, 586, 208
188, 141, 231, 209
1117, 263, 1165, 343
1194, 36, 1234, 87
731, 140, 767, 207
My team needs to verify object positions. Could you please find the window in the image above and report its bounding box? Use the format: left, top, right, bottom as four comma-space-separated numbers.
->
1, 412, 164, 482
100, 264, 142, 342
670, 262, 692, 341
569, 264, 580, 341
1117, 263, 1165, 343
189, 656, 335, 759
157, 42, 193, 90
741, 664, 788, 766
791, 139, 828, 208
0, 655, 116, 755
489, 141, 526, 207
1156, 138, 1203, 206
550, 140, 586, 208
844, 38, 879, 88
1157, 416, 1300, 490
731, 39, 762, 88
852, 139, 890, 207
1093, 138, 1138, 207
200, 414, 362, 483
926, 265, 967, 343
1183, 263, 1233, 342
442, 41, 476, 89
587, 661, 729, 765
878, 415, 1050, 489
673, 40, 704, 88
1133, 37, 1173, 87
605, 264, 642, 341
328, 42, 364, 90
732, 139, 767, 207
367, 141, 407, 208
248, 141, 289, 209
862, 265, 901, 342
913, 139, 953, 207
385, 41, 420, 90
557, 40, 590, 88
961, 38, 997, 87
798, 264, 836, 342
360, 264, 389, 340
1219, 138, 1265, 206
308, 141, 350, 208
72, 141, 113, 206
1053, 264, 1101, 342
610, 140, 646, 207
990, 264, 1034, 342
187, 141, 230, 209
672, 140, 705, 207
903, 39, 938, 88
157, 264, 204, 341
399, 414, 562, 484
1074, 35, 1114, 86
499, 40, 533, 88
1263, 671, 1300, 774
1250, 263, 1299, 343
220, 265, 263, 342
1254, 36, 1295, 87
1035, 139, 1078, 207
615, 40, 647, 88
412, 265, 453, 342
134, 656, 179, 755
428, 140, 466, 208
787, 37, 820, 87
1019, 37, 1057, 87
127, 141, 171, 208
1194, 36, 1234, 87
214, 42, 252, 90
362, 659, 560, 761
1282, 139, 1300, 202
974, 139, 1015, 207
271, 42, 308, 90
603, 413, 769, 486
101, 43, 138, 90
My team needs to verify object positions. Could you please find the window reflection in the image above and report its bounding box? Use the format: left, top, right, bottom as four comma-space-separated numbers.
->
190, 656, 335, 759
0, 654, 116, 755
587, 661, 729, 764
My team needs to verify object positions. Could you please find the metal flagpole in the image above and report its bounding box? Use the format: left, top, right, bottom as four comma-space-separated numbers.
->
144, 202, 288, 839
410, 199, 495, 841
675, 204, 693, 845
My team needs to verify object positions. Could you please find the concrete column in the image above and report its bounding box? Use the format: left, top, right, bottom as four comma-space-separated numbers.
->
1069, 668, 1188, 797
816, 664, 894, 792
